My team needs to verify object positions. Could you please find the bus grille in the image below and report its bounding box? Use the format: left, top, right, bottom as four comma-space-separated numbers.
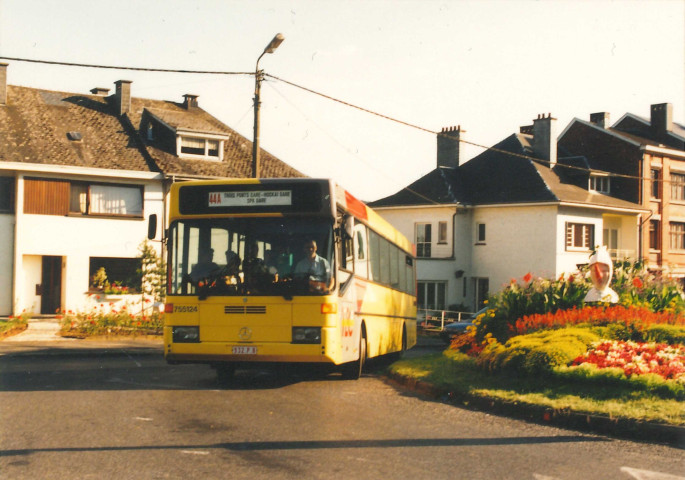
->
224, 306, 267, 314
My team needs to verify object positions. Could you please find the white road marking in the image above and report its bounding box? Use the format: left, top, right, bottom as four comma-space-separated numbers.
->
182, 450, 210, 455
135, 417, 153, 422
621, 467, 685, 480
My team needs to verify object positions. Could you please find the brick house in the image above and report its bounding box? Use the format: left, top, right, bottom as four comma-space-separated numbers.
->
0, 62, 302, 316
558, 103, 685, 280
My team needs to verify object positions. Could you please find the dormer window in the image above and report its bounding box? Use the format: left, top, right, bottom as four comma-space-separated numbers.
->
177, 134, 225, 161
589, 174, 610, 194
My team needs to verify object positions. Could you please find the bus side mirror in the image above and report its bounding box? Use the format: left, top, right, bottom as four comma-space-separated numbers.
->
343, 215, 354, 239
148, 214, 158, 240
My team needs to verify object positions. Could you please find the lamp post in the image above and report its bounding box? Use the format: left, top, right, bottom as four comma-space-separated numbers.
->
252, 33, 285, 178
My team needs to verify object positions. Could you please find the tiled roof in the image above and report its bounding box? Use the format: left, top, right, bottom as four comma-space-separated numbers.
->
370, 132, 645, 213
0, 84, 303, 179
0, 86, 155, 171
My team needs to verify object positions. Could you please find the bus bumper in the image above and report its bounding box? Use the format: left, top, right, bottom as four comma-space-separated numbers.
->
164, 341, 334, 365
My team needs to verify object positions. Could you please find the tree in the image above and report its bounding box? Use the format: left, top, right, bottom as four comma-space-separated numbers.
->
138, 239, 166, 303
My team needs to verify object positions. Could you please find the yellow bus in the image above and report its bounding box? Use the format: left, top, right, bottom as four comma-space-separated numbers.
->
162, 178, 416, 380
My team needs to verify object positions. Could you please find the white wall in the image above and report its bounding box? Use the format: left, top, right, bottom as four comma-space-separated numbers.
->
13, 175, 164, 314
20, 255, 41, 314
470, 204, 559, 293
0, 214, 13, 315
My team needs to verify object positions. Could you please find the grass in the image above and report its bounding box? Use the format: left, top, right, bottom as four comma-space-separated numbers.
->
390, 348, 685, 426
0, 315, 29, 338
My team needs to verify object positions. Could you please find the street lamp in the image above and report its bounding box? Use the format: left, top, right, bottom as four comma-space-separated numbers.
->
252, 33, 285, 178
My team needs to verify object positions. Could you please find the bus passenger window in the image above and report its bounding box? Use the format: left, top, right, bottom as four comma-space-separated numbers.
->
355, 225, 368, 279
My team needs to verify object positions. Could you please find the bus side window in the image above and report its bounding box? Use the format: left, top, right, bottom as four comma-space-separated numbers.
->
355, 224, 368, 279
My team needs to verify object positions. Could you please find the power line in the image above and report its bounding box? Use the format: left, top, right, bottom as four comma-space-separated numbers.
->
2, 55, 682, 188
267, 73, 684, 186
0, 55, 252, 76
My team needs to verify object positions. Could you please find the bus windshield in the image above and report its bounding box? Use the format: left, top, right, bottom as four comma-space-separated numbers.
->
168, 217, 335, 298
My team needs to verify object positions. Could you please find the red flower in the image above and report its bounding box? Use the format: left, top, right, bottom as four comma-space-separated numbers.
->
632, 278, 644, 289
523, 272, 533, 283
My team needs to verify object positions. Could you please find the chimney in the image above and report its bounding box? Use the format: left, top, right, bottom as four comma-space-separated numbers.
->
532, 113, 557, 166
651, 103, 673, 136
183, 94, 199, 110
590, 112, 610, 128
114, 80, 132, 115
0, 62, 7, 105
437, 125, 465, 168
90, 87, 110, 96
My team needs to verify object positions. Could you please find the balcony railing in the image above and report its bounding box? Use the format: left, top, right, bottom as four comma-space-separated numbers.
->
417, 309, 474, 331
607, 249, 636, 261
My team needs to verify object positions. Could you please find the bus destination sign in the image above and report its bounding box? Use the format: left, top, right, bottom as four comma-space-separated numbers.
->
208, 190, 292, 207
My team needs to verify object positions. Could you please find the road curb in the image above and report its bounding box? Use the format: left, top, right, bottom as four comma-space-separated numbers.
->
386, 372, 685, 448
0, 338, 163, 358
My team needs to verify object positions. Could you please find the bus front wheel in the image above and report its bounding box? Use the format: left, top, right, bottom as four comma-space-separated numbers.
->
341, 330, 366, 380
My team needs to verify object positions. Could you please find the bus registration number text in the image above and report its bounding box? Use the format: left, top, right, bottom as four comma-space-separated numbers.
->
232, 346, 257, 355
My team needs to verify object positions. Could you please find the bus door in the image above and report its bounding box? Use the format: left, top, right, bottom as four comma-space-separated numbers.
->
338, 219, 370, 364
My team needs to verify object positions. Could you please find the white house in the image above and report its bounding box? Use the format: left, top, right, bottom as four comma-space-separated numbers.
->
0, 62, 302, 316
370, 117, 647, 311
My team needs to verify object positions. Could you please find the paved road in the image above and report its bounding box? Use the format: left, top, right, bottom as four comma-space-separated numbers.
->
0, 344, 683, 480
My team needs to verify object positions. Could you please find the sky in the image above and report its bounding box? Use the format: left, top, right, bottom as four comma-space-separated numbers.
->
0, 0, 683, 201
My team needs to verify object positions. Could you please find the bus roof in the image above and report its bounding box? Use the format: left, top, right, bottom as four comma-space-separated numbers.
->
169, 178, 415, 255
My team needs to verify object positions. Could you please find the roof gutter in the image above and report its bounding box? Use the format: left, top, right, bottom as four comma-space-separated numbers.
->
371, 203, 462, 211
464, 200, 646, 215
642, 145, 685, 159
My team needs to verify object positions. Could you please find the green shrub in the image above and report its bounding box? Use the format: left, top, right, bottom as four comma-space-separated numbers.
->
642, 324, 685, 345
476, 327, 599, 375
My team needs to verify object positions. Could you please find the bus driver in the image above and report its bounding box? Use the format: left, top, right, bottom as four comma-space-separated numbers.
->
293, 239, 333, 293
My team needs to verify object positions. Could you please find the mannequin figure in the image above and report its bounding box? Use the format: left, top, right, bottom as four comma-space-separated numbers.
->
584, 246, 618, 303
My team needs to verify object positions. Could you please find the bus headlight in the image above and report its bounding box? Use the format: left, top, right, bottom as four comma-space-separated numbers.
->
292, 327, 321, 344
172, 326, 200, 343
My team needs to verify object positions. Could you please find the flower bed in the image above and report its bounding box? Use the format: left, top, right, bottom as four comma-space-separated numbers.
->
572, 340, 685, 381
511, 305, 685, 337
59, 304, 163, 337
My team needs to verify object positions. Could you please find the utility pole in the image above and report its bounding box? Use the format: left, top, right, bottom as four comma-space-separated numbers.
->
252, 33, 284, 178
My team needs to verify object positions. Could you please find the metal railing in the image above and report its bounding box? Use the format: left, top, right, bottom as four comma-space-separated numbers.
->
607, 249, 636, 261
417, 309, 474, 331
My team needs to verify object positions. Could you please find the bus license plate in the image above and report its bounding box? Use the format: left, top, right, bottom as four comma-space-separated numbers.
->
232, 346, 257, 355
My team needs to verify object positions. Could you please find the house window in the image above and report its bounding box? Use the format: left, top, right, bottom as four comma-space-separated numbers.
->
649, 220, 660, 250
438, 221, 447, 244
671, 173, 685, 201
475, 277, 489, 309
89, 257, 142, 293
417, 281, 446, 311
589, 175, 610, 194
179, 136, 222, 160
651, 169, 660, 199
69, 183, 143, 217
416, 223, 431, 258
25, 178, 143, 217
669, 222, 685, 250
566, 222, 594, 250
0, 177, 15, 213
603, 228, 618, 254
476, 223, 486, 244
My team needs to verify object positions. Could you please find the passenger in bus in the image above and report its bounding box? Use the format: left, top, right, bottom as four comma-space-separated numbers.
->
221, 250, 242, 288
190, 248, 220, 281
294, 239, 333, 293
267, 244, 293, 279
243, 241, 273, 290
